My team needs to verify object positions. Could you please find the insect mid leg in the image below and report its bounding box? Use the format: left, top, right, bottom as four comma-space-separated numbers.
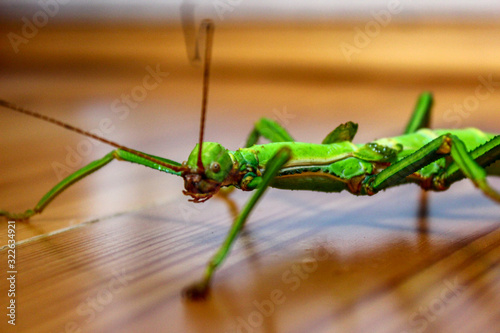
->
363, 134, 455, 194
245, 118, 295, 147
0, 149, 182, 220
404, 92, 433, 134
363, 134, 500, 203
440, 135, 500, 182
182, 147, 292, 300
403, 92, 434, 220
434, 135, 500, 203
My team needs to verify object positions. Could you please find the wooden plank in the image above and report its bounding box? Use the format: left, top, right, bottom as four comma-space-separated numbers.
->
0, 21, 499, 332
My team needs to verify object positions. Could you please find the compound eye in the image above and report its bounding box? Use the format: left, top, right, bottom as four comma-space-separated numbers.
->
210, 162, 221, 173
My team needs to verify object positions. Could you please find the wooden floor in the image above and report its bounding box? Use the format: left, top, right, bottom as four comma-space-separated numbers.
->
0, 19, 499, 333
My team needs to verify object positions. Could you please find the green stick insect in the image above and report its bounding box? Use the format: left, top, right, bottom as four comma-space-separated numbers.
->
1, 20, 500, 300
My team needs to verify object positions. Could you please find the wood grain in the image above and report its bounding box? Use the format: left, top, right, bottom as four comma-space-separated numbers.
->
0, 20, 499, 333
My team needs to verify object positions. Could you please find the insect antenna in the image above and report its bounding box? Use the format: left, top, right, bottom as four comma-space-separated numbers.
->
196, 19, 214, 172
0, 99, 185, 173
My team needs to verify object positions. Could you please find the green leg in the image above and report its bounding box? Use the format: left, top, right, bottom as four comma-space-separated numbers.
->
218, 118, 292, 196
404, 92, 433, 134
245, 118, 294, 147
436, 135, 500, 202
363, 134, 453, 193
363, 134, 500, 203
0, 149, 181, 220
442, 135, 500, 183
219, 118, 292, 196
183, 147, 292, 300
403, 92, 434, 223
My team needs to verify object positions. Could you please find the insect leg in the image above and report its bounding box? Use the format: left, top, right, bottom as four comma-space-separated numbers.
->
182, 147, 292, 300
0, 153, 115, 220
363, 134, 500, 203
441, 135, 500, 182
363, 134, 455, 194
404, 92, 433, 134
245, 118, 295, 147
222, 118, 291, 197
403, 92, 433, 222
0, 149, 182, 220
435, 135, 500, 202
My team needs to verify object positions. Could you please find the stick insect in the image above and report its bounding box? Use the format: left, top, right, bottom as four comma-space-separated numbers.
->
1, 20, 500, 301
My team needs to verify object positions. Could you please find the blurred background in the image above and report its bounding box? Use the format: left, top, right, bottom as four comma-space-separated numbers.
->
2, 0, 500, 21
1, 0, 499, 133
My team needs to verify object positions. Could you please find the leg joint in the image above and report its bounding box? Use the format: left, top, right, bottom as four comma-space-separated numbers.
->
360, 176, 377, 196
436, 135, 452, 155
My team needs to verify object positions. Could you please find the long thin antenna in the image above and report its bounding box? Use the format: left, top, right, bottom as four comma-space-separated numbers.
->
196, 19, 214, 172
0, 99, 185, 173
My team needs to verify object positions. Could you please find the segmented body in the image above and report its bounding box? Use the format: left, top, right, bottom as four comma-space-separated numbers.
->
231, 128, 499, 195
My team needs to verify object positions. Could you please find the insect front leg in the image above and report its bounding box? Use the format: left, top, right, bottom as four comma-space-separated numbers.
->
182, 147, 292, 300
0, 149, 181, 220
217, 118, 293, 197
0, 152, 115, 220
